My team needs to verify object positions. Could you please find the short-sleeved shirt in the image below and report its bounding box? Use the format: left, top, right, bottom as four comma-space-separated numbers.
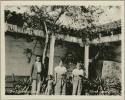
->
35, 62, 42, 73
55, 66, 67, 75
72, 69, 84, 76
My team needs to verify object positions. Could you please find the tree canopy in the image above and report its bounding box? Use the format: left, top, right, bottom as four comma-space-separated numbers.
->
5, 6, 121, 41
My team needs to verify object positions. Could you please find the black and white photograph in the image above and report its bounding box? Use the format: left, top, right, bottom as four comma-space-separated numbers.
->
0, 1, 124, 100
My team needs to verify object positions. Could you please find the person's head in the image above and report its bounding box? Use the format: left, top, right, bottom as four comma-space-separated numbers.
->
59, 58, 63, 66
48, 75, 53, 80
82, 64, 85, 70
76, 61, 81, 69
36, 55, 41, 62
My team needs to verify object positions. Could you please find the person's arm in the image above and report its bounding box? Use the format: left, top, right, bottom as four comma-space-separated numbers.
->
79, 69, 84, 78
94, 51, 99, 60
54, 73, 57, 85
72, 70, 74, 82
83, 70, 86, 79
64, 68, 67, 80
64, 67, 67, 73
64, 67, 67, 76
91, 51, 100, 62
54, 66, 58, 84
30, 64, 34, 80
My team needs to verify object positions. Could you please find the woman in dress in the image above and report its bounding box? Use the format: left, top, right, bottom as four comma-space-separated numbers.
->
54, 59, 67, 95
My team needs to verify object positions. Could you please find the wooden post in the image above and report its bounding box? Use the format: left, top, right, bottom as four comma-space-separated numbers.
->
48, 34, 55, 75
84, 45, 89, 78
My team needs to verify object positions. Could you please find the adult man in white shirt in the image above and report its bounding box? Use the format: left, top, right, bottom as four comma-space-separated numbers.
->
72, 61, 85, 95
30, 56, 42, 95
54, 59, 67, 95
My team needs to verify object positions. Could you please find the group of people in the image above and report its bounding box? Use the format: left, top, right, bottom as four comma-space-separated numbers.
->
30, 55, 86, 95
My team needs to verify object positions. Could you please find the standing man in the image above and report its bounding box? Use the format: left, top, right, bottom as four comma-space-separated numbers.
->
72, 61, 85, 95
54, 59, 67, 95
30, 55, 43, 95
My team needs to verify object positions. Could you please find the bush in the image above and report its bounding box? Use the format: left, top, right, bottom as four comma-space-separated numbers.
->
82, 77, 121, 95
6, 78, 31, 95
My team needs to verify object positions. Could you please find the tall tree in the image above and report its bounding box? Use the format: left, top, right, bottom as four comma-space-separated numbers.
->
5, 5, 106, 68
23, 5, 104, 65
24, 6, 67, 64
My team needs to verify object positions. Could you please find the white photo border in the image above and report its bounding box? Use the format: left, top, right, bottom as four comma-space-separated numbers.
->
0, 1, 124, 100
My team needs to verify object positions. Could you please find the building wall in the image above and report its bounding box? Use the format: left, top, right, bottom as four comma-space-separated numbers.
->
5, 34, 68, 76
89, 43, 121, 80
5, 33, 121, 79
101, 61, 121, 81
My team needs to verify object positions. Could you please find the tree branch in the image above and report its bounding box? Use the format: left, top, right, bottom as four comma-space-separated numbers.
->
54, 6, 68, 24
42, 6, 67, 64
42, 21, 49, 64
54, 10, 65, 24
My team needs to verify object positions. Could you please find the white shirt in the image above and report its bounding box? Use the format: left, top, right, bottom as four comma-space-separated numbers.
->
35, 62, 41, 72
72, 69, 84, 76
55, 66, 67, 75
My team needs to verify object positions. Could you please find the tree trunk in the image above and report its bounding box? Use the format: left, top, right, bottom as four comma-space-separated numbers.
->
48, 34, 55, 75
42, 21, 49, 64
84, 45, 89, 78
42, 10, 64, 65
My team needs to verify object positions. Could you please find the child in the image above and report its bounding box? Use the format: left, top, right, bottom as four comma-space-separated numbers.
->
45, 75, 54, 95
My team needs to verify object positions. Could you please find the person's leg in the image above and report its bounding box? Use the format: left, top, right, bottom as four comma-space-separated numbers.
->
77, 79, 82, 95
36, 74, 42, 95
54, 79, 61, 95
46, 80, 53, 95
61, 80, 66, 95
45, 86, 48, 95
72, 78, 78, 95
31, 80, 36, 95
36, 81, 41, 94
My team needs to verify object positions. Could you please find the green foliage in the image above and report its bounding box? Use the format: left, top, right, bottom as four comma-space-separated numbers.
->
5, 10, 24, 27
103, 77, 121, 95
5, 6, 121, 44
6, 77, 31, 95
5, 6, 105, 39
81, 77, 121, 95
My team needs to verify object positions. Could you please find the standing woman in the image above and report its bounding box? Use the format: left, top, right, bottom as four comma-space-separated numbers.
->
72, 61, 85, 95
54, 59, 67, 95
